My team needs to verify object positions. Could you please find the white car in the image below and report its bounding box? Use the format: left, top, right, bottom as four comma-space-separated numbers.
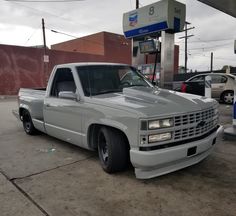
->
182, 73, 235, 104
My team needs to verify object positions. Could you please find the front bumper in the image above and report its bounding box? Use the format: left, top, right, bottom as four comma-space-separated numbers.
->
130, 125, 223, 179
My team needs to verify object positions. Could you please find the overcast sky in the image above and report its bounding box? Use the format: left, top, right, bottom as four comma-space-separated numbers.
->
0, 0, 236, 71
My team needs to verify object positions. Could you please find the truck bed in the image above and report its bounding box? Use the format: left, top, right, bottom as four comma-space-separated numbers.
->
19, 88, 46, 95
19, 88, 46, 123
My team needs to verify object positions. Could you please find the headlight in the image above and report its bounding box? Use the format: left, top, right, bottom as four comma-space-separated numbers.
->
148, 118, 173, 130
148, 132, 172, 143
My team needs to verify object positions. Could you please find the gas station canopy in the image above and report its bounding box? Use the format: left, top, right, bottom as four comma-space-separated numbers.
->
198, 0, 236, 18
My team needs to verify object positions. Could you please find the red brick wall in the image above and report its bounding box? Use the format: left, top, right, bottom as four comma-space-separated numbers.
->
0, 45, 45, 95
104, 32, 132, 65
0, 44, 107, 95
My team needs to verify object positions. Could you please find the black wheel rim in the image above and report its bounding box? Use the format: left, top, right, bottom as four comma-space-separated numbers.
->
23, 113, 31, 132
99, 132, 109, 164
224, 92, 233, 104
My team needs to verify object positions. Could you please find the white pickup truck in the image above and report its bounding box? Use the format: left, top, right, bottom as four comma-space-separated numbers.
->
15, 62, 223, 179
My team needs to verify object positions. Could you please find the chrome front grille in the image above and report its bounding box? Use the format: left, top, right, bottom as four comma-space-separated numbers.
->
174, 109, 215, 127
173, 108, 217, 141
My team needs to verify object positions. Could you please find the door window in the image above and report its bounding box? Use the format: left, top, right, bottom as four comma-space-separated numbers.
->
50, 68, 76, 97
211, 75, 227, 84
189, 75, 205, 82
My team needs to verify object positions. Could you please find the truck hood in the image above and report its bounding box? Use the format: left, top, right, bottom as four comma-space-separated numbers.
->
89, 87, 217, 117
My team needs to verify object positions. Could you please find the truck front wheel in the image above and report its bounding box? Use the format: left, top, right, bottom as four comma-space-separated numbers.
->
98, 127, 128, 173
22, 110, 37, 135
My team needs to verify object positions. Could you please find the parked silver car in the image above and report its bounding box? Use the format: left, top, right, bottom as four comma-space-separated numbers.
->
183, 73, 235, 104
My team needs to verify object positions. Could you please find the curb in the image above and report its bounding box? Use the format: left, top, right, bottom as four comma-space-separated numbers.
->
0, 95, 18, 100
224, 126, 236, 141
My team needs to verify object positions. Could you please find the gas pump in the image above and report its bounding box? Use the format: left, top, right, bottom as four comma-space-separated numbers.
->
123, 0, 186, 89
138, 38, 161, 84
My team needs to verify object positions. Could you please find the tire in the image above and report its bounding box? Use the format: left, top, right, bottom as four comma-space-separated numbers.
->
97, 127, 129, 173
221, 91, 234, 104
22, 110, 37, 135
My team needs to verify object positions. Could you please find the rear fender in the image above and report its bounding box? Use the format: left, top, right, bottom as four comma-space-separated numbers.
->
19, 104, 30, 119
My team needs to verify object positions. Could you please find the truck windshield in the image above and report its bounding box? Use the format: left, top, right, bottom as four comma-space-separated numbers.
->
77, 65, 152, 96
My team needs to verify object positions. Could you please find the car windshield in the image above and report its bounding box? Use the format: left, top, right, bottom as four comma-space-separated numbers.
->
77, 65, 152, 96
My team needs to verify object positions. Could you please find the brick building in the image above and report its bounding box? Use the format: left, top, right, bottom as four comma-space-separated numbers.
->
51, 31, 132, 65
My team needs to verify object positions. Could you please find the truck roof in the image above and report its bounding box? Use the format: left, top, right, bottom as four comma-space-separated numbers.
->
56, 62, 130, 68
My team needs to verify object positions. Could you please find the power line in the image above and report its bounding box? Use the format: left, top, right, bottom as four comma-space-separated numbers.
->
188, 42, 232, 51
188, 53, 236, 62
49, 28, 104, 47
176, 37, 232, 44
179, 41, 232, 52
5, 0, 84, 2
24, 26, 40, 45
49, 28, 130, 49
188, 37, 235, 43
6, 1, 97, 31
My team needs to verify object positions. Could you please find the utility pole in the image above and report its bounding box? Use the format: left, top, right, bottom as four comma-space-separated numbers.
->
210, 52, 213, 72
179, 22, 194, 73
41, 18, 48, 85
42, 18, 46, 53
184, 23, 188, 73
136, 0, 139, 9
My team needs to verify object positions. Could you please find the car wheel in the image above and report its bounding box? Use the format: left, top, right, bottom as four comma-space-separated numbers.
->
98, 127, 128, 173
22, 110, 37, 135
221, 91, 234, 104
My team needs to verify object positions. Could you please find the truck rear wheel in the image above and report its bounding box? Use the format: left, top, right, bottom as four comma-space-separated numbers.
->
98, 127, 128, 173
22, 110, 37, 135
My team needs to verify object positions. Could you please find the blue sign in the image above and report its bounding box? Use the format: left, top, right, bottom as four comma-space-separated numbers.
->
124, 21, 168, 38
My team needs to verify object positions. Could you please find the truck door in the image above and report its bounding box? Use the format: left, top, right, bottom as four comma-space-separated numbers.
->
43, 67, 85, 147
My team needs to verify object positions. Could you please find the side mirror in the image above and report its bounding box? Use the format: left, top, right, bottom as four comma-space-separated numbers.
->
58, 91, 79, 101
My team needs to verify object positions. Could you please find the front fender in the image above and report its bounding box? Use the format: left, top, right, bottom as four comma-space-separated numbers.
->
86, 117, 139, 148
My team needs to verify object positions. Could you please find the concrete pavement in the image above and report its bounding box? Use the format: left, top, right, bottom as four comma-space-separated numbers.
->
0, 173, 44, 216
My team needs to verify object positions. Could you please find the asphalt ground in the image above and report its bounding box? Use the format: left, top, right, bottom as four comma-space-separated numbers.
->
0, 99, 235, 216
